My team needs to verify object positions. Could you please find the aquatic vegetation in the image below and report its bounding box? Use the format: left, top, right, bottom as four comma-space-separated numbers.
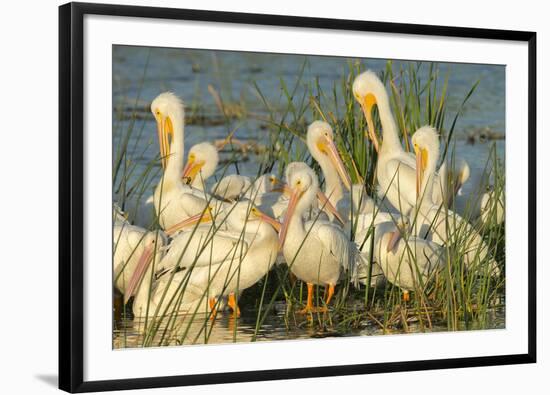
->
112, 55, 505, 348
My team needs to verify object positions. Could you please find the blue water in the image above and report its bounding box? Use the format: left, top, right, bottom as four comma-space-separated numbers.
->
113, 45, 505, 197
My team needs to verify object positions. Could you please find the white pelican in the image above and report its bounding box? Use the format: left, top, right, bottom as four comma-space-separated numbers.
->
306, 121, 375, 220
439, 158, 470, 207
355, 220, 445, 301
151, 92, 218, 230
210, 174, 252, 201
113, 222, 167, 307
210, 173, 299, 206
133, 201, 280, 318
279, 162, 356, 313
345, 210, 406, 241
240, 168, 344, 224
247, 174, 282, 197
244, 174, 290, 219
448, 162, 505, 226
118, 143, 222, 229
352, 71, 451, 215
411, 127, 500, 277
307, 121, 404, 236
306, 121, 352, 208
477, 187, 505, 226
181, 142, 219, 190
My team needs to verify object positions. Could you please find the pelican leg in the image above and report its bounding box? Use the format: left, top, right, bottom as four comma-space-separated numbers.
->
298, 283, 314, 314
325, 284, 335, 306
208, 297, 217, 321
316, 283, 335, 313
402, 290, 410, 302
227, 292, 241, 317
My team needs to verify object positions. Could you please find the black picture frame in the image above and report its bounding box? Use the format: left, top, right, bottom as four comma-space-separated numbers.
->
59, 2, 537, 392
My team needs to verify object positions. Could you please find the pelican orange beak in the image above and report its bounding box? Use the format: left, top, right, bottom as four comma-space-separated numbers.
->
279, 186, 303, 250
414, 144, 428, 199
317, 135, 352, 190
277, 184, 292, 197
316, 190, 345, 225
181, 154, 205, 183
123, 242, 155, 304
252, 208, 281, 232
165, 207, 214, 237
277, 182, 344, 226
358, 93, 380, 153
156, 114, 174, 170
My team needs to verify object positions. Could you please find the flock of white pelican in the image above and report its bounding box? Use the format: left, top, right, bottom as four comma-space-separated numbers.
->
114, 70, 504, 319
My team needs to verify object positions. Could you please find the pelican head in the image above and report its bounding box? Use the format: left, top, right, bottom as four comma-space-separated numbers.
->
456, 159, 471, 194
283, 161, 345, 225
279, 163, 319, 248
412, 126, 440, 199
352, 70, 388, 151
306, 121, 352, 190
253, 174, 285, 194
151, 92, 185, 169
284, 162, 319, 196
182, 142, 219, 187
123, 230, 167, 304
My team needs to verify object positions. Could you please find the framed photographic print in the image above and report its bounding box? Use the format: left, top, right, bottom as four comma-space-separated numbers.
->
59, 2, 537, 392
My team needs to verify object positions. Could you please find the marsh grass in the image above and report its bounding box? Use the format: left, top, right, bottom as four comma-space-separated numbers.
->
112, 58, 505, 348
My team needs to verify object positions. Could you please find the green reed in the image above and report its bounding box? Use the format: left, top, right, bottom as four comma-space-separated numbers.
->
112, 58, 505, 348
254, 60, 503, 332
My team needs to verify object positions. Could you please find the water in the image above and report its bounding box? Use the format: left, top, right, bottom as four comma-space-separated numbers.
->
112, 46, 505, 348
113, 46, 505, 193
113, 47, 505, 132
114, 302, 505, 348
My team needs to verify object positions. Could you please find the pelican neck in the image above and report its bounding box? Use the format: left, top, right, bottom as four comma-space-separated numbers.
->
377, 97, 403, 155
133, 251, 161, 314
317, 155, 344, 206
287, 188, 317, 240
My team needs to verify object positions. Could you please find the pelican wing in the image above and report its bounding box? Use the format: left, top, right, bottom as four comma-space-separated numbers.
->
113, 224, 147, 254
161, 228, 249, 271
211, 175, 252, 200
174, 188, 229, 225
178, 187, 211, 206
313, 222, 354, 272
384, 158, 418, 208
